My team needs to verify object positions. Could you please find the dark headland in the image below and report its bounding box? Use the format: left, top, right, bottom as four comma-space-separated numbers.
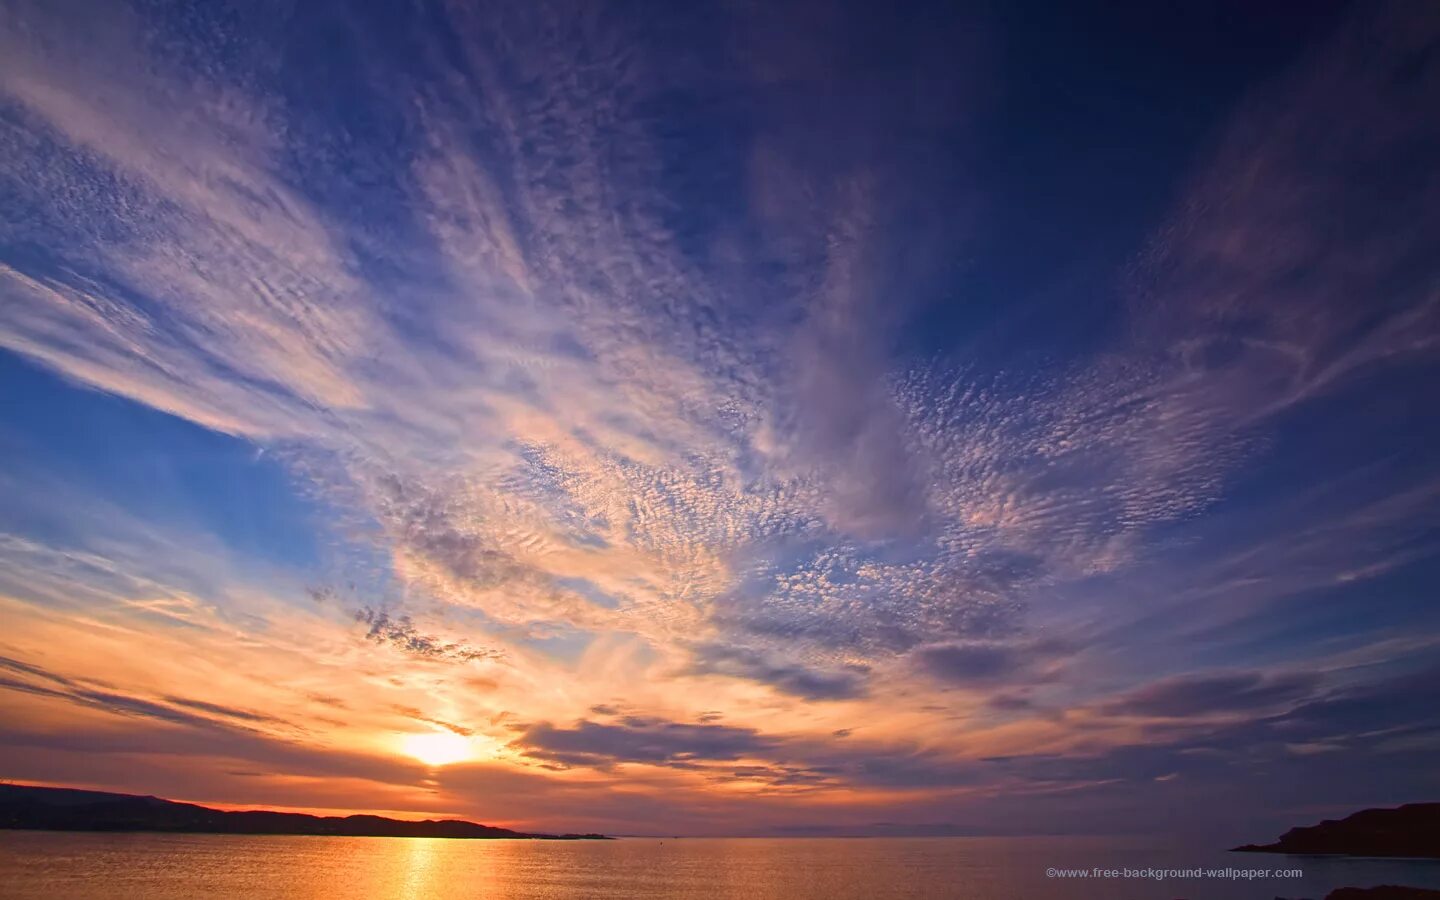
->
1318, 888, 1440, 900
1233, 803, 1440, 859
0, 784, 609, 840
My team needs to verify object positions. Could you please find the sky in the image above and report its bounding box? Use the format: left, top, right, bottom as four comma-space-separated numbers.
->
0, 0, 1438, 840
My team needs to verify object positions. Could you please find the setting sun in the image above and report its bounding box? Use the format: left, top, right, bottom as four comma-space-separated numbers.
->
400, 732, 473, 768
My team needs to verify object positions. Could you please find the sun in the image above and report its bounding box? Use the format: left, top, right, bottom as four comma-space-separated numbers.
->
400, 731, 473, 767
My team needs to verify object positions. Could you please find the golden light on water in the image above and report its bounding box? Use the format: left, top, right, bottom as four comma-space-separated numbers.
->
400, 731, 473, 768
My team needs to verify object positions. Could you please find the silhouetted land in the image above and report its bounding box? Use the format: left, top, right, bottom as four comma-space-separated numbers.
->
1234, 803, 1440, 858
1320, 887, 1440, 899
0, 784, 609, 840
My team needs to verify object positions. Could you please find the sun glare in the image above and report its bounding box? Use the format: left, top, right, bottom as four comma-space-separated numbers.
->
400, 731, 473, 767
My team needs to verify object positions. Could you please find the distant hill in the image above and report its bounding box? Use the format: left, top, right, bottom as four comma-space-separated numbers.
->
0, 784, 609, 840
1233, 803, 1440, 858
1322, 887, 1440, 899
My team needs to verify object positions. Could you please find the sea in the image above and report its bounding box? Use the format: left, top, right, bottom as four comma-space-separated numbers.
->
2, 832, 1439, 899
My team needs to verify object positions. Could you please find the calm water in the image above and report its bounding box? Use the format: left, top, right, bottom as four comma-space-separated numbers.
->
3, 832, 1439, 900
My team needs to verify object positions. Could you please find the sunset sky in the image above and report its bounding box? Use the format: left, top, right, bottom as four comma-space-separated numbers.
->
1, 0, 1438, 839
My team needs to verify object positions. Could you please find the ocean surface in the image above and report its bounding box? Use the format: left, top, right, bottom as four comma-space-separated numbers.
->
2, 832, 1439, 899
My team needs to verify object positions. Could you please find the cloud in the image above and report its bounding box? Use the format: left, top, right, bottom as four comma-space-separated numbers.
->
393, 706, 475, 738
1100, 671, 1321, 718
159, 696, 284, 725
912, 642, 1019, 684
514, 718, 773, 770
2, 0, 1433, 705
511, 712, 982, 793
685, 642, 870, 701
355, 607, 502, 664
1277, 664, 1440, 744
909, 636, 1070, 688
0, 655, 288, 732
992, 662, 1440, 800
0, 0, 1009, 679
